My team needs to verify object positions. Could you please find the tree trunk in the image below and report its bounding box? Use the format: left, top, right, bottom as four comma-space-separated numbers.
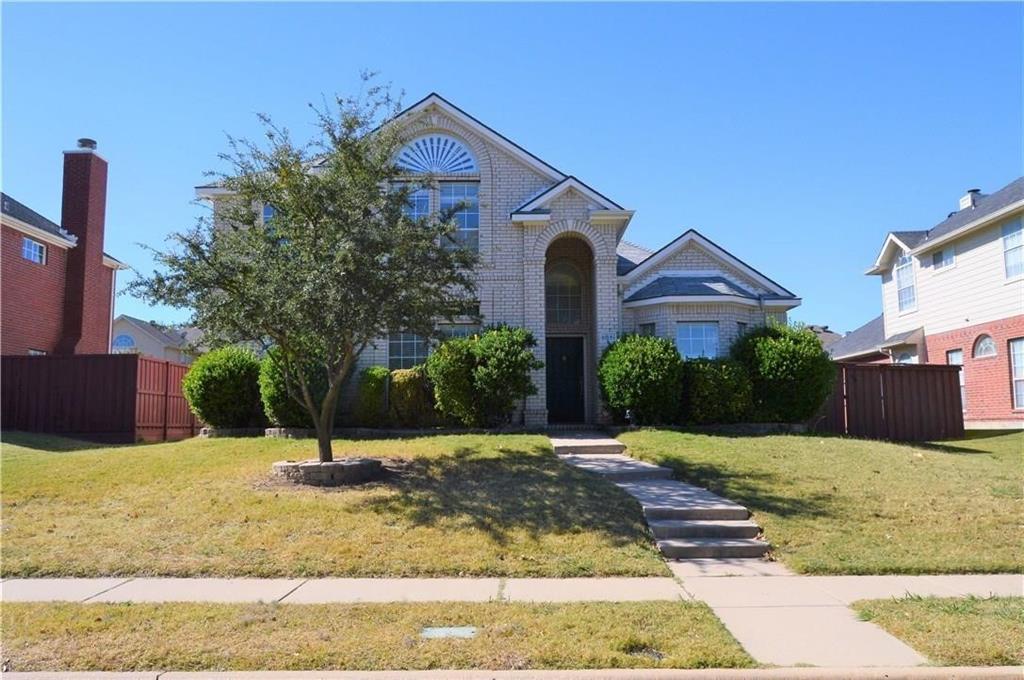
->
316, 421, 333, 463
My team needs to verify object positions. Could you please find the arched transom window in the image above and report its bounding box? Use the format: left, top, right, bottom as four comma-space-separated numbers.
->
397, 135, 477, 174
546, 261, 583, 325
973, 334, 996, 358
112, 334, 137, 354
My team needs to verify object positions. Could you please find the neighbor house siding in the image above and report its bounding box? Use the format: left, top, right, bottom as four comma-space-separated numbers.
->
883, 218, 1024, 339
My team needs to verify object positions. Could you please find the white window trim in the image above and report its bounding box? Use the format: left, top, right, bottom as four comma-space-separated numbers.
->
675, 321, 721, 359
1002, 219, 1023, 281
1010, 338, 1024, 410
894, 254, 917, 314
931, 246, 956, 273
21, 236, 47, 265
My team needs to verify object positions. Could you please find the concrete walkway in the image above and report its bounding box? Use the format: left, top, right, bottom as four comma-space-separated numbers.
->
547, 432, 1023, 667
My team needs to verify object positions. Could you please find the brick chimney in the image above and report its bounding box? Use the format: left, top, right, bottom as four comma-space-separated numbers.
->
55, 138, 110, 354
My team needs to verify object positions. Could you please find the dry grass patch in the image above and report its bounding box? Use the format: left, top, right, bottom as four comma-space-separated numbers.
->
1, 432, 665, 577
1, 601, 753, 671
855, 596, 1024, 666
619, 429, 1023, 574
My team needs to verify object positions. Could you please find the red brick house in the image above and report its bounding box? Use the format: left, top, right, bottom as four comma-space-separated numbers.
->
1, 139, 126, 355
830, 178, 1024, 429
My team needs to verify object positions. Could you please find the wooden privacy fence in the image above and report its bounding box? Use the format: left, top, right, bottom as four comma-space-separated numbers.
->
1, 354, 198, 443
815, 362, 964, 442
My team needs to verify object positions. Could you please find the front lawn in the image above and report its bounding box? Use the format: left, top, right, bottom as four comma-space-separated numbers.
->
1, 432, 665, 577
0, 601, 754, 671
619, 430, 1023, 574
854, 596, 1024, 666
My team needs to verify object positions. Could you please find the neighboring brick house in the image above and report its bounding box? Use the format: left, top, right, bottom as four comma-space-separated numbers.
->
830, 177, 1024, 428
1, 139, 126, 356
198, 94, 800, 426
111, 315, 203, 364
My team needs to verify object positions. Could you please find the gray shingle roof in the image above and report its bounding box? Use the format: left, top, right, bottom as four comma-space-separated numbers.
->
828, 314, 885, 359
891, 230, 928, 249
0, 192, 76, 244
624, 275, 758, 303
119, 315, 197, 349
918, 177, 1024, 246
616, 240, 653, 276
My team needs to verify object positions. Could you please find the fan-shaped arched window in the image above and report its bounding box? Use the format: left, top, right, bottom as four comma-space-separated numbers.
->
973, 334, 997, 358
546, 261, 582, 325
112, 334, 137, 354
396, 135, 477, 174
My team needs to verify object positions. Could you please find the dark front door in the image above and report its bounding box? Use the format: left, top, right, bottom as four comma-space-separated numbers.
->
546, 336, 584, 423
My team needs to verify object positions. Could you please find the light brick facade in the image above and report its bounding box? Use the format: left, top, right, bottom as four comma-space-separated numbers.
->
343, 96, 799, 426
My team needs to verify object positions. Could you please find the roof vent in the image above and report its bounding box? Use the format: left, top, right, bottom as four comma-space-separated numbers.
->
958, 188, 981, 211
77, 138, 97, 150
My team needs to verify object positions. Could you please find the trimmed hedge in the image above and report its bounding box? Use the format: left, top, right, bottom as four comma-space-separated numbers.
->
259, 347, 341, 428
426, 326, 542, 427
182, 346, 263, 428
680, 358, 752, 424
598, 335, 683, 425
353, 365, 390, 427
730, 324, 835, 422
389, 366, 437, 428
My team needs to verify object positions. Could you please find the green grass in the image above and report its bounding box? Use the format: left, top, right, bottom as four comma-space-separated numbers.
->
1, 432, 666, 578
619, 429, 1023, 574
0, 601, 754, 671
854, 596, 1024, 666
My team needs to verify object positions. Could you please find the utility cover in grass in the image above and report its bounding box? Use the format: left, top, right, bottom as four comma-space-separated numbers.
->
420, 626, 477, 639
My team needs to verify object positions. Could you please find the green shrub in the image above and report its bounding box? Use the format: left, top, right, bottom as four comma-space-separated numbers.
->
598, 335, 683, 424
182, 346, 263, 428
680, 358, 752, 424
258, 347, 337, 428
730, 323, 836, 422
353, 365, 390, 427
425, 338, 478, 426
389, 366, 437, 428
426, 326, 543, 427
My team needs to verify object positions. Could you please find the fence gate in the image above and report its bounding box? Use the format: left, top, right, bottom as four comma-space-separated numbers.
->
817, 362, 964, 442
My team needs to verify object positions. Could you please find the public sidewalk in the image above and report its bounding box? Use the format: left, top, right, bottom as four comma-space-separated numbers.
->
3, 571, 1021, 668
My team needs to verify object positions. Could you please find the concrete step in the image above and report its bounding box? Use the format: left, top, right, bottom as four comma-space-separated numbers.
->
558, 454, 672, 481
643, 505, 751, 521
549, 433, 625, 456
648, 519, 761, 539
658, 537, 770, 559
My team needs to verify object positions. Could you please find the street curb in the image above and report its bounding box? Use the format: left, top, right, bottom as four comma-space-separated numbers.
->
4, 668, 1022, 680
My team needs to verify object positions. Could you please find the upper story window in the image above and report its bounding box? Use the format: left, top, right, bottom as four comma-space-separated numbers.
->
397, 135, 477, 174
21, 237, 46, 264
404, 187, 430, 221
546, 261, 582, 325
895, 253, 916, 312
973, 334, 996, 358
932, 247, 955, 270
440, 182, 479, 252
676, 322, 719, 359
112, 334, 138, 354
1003, 218, 1023, 279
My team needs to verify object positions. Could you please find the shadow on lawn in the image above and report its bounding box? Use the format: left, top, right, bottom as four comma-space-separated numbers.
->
358, 445, 652, 546
651, 456, 836, 520
0, 431, 124, 452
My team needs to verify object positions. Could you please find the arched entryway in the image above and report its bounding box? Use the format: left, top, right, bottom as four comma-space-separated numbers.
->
544, 235, 596, 423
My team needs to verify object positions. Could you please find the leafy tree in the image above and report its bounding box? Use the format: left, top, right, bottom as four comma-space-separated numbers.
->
131, 79, 475, 461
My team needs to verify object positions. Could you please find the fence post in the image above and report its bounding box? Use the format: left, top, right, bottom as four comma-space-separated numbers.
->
162, 360, 171, 442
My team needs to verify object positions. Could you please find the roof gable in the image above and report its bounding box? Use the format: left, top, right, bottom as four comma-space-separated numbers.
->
621, 229, 796, 298
867, 231, 926, 274
513, 177, 622, 214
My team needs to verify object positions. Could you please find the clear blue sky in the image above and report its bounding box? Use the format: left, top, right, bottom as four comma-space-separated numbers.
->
4, 2, 1021, 333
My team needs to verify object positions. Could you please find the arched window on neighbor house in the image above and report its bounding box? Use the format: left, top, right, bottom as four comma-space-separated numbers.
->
112, 334, 137, 354
973, 334, 997, 358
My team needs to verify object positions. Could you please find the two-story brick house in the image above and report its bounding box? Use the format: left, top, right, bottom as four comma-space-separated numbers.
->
1, 139, 126, 356
830, 177, 1024, 428
199, 94, 800, 426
